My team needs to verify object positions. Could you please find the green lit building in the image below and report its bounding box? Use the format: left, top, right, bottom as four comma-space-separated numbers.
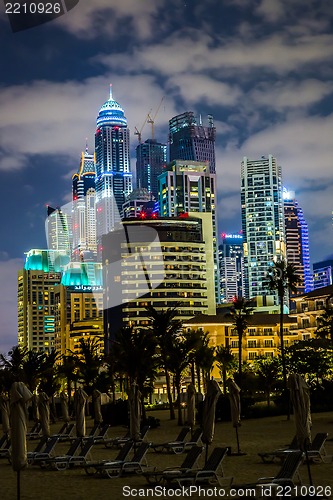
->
18, 249, 103, 354
54, 262, 103, 355
18, 249, 70, 352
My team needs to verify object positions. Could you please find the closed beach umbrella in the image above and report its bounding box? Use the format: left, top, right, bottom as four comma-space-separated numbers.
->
10, 382, 33, 500
227, 378, 242, 454
38, 392, 50, 438
202, 379, 222, 463
187, 383, 196, 433
60, 391, 70, 423
31, 394, 39, 422
0, 394, 10, 436
288, 373, 312, 485
129, 383, 141, 441
93, 389, 103, 425
74, 388, 88, 438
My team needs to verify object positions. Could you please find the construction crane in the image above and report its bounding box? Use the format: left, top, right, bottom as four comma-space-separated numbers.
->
134, 111, 151, 143
147, 96, 165, 140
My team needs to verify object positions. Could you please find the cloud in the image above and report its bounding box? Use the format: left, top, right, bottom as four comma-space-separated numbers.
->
249, 79, 333, 110
95, 29, 333, 77
166, 74, 243, 107
55, 0, 165, 40
0, 75, 177, 171
255, 0, 285, 22
0, 258, 23, 355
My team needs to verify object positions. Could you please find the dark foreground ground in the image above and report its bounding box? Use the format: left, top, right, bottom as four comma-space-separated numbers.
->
1, 409, 332, 499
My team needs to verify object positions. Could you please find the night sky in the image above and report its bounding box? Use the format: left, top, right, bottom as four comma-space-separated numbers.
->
0, 0, 333, 353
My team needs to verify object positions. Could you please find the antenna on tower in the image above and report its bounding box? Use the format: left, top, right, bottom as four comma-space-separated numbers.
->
109, 83, 113, 99
85, 138, 89, 154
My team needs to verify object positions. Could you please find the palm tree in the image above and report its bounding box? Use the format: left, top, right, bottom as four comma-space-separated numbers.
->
266, 259, 300, 390
146, 305, 183, 420
315, 295, 333, 346
76, 337, 102, 397
227, 297, 254, 384
112, 326, 158, 422
167, 334, 197, 425
39, 350, 61, 422
215, 345, 237, 395
0, 345, 28, 382
58, 354, 80, 409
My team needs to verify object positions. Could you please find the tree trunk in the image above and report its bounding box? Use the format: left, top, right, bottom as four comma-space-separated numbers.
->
279, 296, 287, 390
196, 364, 201, 394
222, 367, 227, 395
191, 362, 195, 385
176, 375, 183, 426
238, 330, 243, 384
140, 393, 147, 423
165, 368, 175, 420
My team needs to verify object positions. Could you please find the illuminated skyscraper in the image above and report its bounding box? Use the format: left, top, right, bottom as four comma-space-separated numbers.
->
283, 189, 312, 294
18, 249, 69, 352
219, 233, 244, 302
136, 139, 167, 199
313, 259, 333, 289
72, 148, 97, 260
169, 112, 216, 173
46, 206, 72, 253
158, 159, 220, 303
241, 155, 286, 303
95, 86, 132, 245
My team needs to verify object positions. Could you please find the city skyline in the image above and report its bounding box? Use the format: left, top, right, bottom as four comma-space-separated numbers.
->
1, 0, 333, 353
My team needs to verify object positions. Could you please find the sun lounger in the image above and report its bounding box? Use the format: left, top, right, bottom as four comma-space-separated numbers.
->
26, 421, 42, 439
40, 437, 83, 468
233, 450, 304, 496
0, 436, 11, 459
91, 424, 110, 444
165, 447, 231, 487
259, 432, 329, 464
151, 427, 191, 454
258, 435, 299, 463
84, 440, 134, 475
45, 437, 95, 470
257, 450, 304, 486
27, 436, 59, 465
94, 442, 151, 478
52, 423, 75, 441
104, 425, 149, 448
86, 423, 101, 439
143, 445, 203, 484
104, 429, 130, 448
182, 428, 203, 452
0, 434, 9, 449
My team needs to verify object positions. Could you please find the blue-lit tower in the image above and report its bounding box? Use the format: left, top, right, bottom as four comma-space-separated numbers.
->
95, 86, 132, 247
219, 232, 244, 302
283, 189, 313, 294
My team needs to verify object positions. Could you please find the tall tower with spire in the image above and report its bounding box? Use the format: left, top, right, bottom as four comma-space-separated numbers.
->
95, 86, 132, 248
72, 144, 97, 260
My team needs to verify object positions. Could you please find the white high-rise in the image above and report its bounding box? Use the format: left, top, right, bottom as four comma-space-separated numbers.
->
72, 149, 97, 260
241, 155, 286, 303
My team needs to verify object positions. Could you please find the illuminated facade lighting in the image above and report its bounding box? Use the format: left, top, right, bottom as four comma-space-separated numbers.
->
283, 189, 313, 294
241, 155, 286, 303
95, 87, 132, 244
